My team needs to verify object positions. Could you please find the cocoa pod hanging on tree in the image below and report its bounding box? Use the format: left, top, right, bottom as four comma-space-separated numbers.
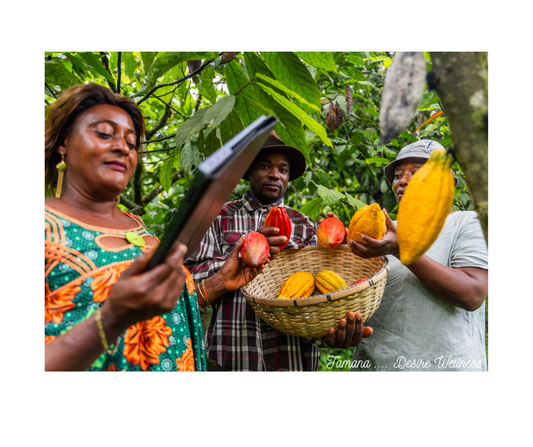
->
379, 52, 427, 145
345, 84, 353, 116
326, 102, 337, 133
335, 103, 346, 129
187, 60, 202, 84
220, 52, 239, 64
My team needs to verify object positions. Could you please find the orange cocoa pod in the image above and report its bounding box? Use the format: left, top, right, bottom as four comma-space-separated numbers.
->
240, 232, 269, 267
277, 272, 315, 299
317, 216, 345, 249
264, 206, 292, 251
315, 270, 347, 294
347, 203, 386, 245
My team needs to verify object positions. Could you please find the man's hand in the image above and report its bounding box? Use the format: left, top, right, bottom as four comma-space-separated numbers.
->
260, 226, 288, 259
348, 209, 399, 259
323, 312, 373, 348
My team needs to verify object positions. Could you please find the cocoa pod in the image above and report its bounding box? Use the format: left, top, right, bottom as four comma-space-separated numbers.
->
220, 52, 239, 64
352, 278, 368, 286
397, 149, 455, 265
326, 102, 336, 133
315, 270, 347, 294
240, 232, 269, 267
347, 203, 386, 245
317, 216, 345, 249
379, 52, 427, 145
277, 272, 315, 299
345, 84, 353, 115
335, 103, 345, 129
264, 206, 292, 251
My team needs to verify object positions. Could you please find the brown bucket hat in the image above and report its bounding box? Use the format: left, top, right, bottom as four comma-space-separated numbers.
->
243, 131, 307, 182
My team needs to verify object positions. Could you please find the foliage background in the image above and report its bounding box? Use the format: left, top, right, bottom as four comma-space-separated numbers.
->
44, 51, 486, 370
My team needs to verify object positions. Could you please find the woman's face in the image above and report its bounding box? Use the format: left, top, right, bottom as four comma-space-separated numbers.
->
59, 104, 138, 200
391, 157, 427, 203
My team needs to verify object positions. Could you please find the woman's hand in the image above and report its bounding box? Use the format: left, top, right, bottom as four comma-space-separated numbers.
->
102, 242, 188, 331
45, 242, 188, 371
348, 209, 399, 258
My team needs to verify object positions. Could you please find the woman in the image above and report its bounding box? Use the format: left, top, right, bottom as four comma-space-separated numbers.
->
45, 83, 206, 371
348, 140, 488, 371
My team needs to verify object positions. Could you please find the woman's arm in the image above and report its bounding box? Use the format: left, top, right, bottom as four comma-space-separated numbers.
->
348, 210, 488, 311
45, 243, 187, 371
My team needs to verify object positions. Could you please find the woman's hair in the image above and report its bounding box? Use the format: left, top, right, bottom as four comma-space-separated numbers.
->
45, 83, 146, 195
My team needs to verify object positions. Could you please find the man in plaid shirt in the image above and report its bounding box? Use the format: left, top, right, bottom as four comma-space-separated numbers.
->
185, 132, 370, 371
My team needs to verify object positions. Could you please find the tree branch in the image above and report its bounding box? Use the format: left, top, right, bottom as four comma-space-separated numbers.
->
137, 58, 217, 106
119, 195, 144, 215
429, 52, 488, 242
99, 52, 116, 93
117, 52, 122, 94
142, 169, 185, 205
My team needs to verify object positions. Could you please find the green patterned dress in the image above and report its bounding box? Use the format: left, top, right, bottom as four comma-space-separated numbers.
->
45, 206, 207, 371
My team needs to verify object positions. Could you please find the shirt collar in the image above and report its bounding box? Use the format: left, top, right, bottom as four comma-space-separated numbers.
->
243, 191, 284, 212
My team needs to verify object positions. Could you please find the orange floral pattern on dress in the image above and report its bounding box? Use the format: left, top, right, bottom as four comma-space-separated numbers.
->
183, 266, 196, 295
123, 316, 173, 371
176, 338, 195, 371
91, 261, 134, 303
45, 335, 56, 345
45, 280, 81, 324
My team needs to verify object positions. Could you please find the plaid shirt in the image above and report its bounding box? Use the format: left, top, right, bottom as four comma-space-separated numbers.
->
185, 192, 320, 371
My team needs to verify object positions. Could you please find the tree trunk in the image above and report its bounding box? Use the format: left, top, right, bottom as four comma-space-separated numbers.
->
429, 52, 488, 243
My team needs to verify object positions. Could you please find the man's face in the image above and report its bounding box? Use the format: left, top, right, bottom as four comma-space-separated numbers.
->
391, 157, 427, 203
248, 150, 290, 204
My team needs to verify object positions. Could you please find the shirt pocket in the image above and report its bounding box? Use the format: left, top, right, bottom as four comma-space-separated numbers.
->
220, 231, 245, 256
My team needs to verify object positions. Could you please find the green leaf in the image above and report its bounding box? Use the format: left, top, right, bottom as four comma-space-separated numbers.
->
256, 83, 332, 148
418, 91, 439, 110
255, 73, 321, 113
45, 60, 80, 92
181, 140, 202, 175
440, 135, 453, 147
261, 52, 322, 110
200, 65, 218, 104
202, 95, 235, 138
77, 52, 115, 86
295, 52, 338, 73
298, 197, 323, 220
316, 184, 345, 207
343, 192, 367, 210
174, 107, 209, 149
62, 53, 89, 79
141, 52, 158, 73
144, 52, 216, 92
219, 110, 244, 144
160, 156, 175, 192
243, 52, 275, 79
365, 157, 390, 167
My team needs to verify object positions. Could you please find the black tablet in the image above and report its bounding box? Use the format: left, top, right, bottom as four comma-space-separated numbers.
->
145, 115, 278, 270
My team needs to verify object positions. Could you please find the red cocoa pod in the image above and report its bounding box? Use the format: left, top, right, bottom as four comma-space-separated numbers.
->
317, 216, 345, 249
352, 278, 368, 286
264, 206, 292, 251
240, 232, 269, 267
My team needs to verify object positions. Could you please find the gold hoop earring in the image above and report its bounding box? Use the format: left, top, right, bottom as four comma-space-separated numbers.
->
55, 154, 67, 198
115, 195, 121, 205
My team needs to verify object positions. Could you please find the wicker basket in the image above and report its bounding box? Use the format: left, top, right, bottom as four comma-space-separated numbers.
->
241, 245, 388, 339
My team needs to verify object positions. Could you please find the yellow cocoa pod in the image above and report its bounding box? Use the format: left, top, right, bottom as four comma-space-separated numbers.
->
397, 149, 455, 265
347, 202, 386, 245
315, 270, 347, 294
277, 272, 315, 299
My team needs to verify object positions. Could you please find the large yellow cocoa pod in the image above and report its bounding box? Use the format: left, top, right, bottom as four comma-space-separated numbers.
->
347, 202, 386, 245
397, 149, 455, 265
315, 270, 347, 294
277, 272, 315, 299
